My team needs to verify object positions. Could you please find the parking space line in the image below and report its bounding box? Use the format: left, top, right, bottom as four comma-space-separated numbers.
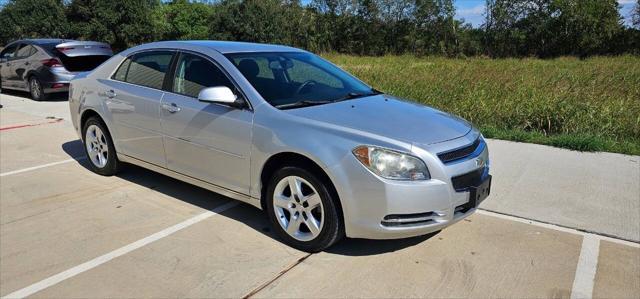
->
477, 209, 639, 248
570, 234, 600, 299
0, 158, 85, 177
1, 201, 239, 299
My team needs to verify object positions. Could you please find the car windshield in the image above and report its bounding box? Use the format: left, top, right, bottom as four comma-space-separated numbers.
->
225, 52, 377, 109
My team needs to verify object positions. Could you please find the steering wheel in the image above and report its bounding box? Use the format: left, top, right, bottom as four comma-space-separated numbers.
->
294, 80, 317, 95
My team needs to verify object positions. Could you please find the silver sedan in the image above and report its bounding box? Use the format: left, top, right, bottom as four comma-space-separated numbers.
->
69, 41, 491, 252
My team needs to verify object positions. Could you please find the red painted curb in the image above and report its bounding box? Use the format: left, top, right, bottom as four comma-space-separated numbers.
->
0, 119, 63, 131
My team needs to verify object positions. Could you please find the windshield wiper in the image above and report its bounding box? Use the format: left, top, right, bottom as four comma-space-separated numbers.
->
371, 88, 383, 94
275, 100, 334, 109
276, 89, 384, 109
330, 90, 382, 103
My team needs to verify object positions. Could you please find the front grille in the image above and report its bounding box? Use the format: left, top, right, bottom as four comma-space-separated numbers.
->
451, 167, 485, 192
438, 137, 481, 164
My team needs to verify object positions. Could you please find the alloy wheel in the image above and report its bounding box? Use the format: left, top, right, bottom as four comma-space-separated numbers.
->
273, 175, 324, 241
85, 124, 109, 168
30, 78, 41, 99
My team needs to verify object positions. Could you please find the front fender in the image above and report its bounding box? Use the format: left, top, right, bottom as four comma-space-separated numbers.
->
249, 105, 413, 215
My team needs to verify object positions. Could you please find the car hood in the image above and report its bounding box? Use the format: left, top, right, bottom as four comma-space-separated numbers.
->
286, 95, 472, 145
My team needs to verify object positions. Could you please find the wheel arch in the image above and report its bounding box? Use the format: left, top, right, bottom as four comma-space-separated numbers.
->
25, 70, 39, 81
79, 109, 104, 140
24, 70, 44, 89
259, 152, 345, 225
24, 71, 38, 90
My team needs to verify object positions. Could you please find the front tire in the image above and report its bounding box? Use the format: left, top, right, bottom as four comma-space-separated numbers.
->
29, 77, 48, 101
82, 116, 121, 176
266, 166, 344, 252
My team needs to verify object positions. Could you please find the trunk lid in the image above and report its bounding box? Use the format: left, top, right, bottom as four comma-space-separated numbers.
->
54, 41, 112, 57
50, 41, 113, 72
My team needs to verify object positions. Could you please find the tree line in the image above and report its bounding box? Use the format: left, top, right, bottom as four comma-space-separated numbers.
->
1, 0, 639, 57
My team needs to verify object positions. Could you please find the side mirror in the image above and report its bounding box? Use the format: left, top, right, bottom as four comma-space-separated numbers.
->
197, 86, 245, 108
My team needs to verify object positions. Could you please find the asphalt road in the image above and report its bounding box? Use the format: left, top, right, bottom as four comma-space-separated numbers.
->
1, 90, 638, 298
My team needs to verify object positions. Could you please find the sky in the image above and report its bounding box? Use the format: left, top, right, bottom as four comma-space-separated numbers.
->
454, 0, 637, 27
454, 0, 486, 27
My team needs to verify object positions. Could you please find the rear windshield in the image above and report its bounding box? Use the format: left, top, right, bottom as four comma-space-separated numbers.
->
40, 42, 111, 72
57, 55, 111, 72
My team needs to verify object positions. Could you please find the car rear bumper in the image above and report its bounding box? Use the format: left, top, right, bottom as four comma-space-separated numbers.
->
330, 133, 490, 239
39, 68, 75, 93
43, 83, 69, 93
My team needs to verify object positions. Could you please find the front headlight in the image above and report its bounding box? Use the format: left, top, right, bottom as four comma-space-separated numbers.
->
352, 146, 430, 180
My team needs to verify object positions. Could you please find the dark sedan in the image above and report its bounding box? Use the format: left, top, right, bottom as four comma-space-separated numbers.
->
0, 39, 112, 100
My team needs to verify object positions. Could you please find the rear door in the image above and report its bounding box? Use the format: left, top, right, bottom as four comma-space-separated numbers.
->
11, 44, 37, 89
160, 51, 253, 194
104, 50, 175, 167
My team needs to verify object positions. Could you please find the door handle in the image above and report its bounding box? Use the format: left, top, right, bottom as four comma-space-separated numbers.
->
24, 61, 30, 65
6, 62, 11, 66
162, 103, 181, 113
105, 89, 116, 98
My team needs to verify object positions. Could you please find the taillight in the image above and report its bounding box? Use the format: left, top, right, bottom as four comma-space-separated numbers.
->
41, 58, 62, 67
57, 47, 75, 52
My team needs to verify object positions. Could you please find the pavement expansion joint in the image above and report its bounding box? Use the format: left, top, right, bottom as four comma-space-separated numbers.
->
242, 253, 313, 299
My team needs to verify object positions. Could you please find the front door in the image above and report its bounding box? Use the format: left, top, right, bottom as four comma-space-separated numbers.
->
0, 44, 20, 88
160, 52, 253, 194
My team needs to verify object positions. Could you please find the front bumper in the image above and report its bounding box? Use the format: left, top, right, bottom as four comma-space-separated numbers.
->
330, 133, 490, 240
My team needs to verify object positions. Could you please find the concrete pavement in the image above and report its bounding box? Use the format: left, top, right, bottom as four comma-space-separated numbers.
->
484, 139, 640, 242
1, 91, 638, 298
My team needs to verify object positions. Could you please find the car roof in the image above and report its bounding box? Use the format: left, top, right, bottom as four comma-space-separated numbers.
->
143, 40, 305, 54
4, 39, 74, 49
13, 39, 73, 45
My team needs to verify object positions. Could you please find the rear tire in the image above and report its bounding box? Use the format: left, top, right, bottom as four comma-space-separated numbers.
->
82, 116, 121, 176
29, 76, 48, 101
266, 166, 344, 252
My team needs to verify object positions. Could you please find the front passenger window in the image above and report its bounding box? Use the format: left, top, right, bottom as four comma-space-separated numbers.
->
172, 53, 233, 98
1, 44, 19, 60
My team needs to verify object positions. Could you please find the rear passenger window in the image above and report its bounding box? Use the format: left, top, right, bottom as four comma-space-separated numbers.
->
121, 51, 173, 89
112, 59, 131, 82
16, 45, 36, 58
172, 53, 233, 98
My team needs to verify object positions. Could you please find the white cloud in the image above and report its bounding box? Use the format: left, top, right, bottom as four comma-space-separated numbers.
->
617, 0, 635, 5
457, 5, 485, 17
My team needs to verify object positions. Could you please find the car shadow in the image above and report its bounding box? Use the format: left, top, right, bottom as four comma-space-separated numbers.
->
1, 89, 68, 102
61, 139, 436, 256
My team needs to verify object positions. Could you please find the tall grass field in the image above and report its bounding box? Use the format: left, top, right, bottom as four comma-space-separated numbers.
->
323, 54, 640, 155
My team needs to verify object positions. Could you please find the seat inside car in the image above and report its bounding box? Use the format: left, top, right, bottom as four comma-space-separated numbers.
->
237, 59, 282, 100
182, 60, 212, 95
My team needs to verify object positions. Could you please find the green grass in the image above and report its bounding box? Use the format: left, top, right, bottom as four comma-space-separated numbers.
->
323, 54, 640, 155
